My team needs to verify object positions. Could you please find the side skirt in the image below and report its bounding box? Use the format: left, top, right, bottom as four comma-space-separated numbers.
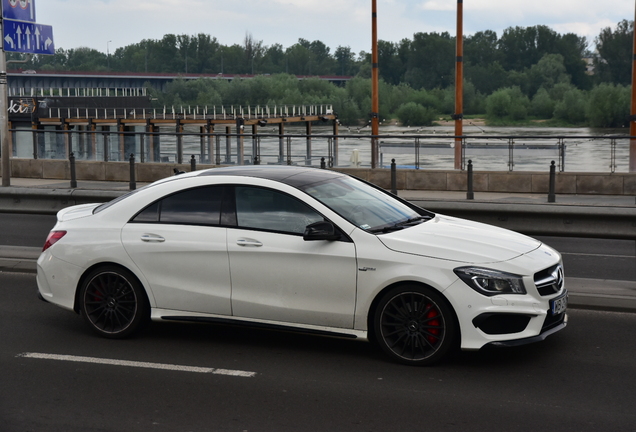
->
158, 314, 365, 340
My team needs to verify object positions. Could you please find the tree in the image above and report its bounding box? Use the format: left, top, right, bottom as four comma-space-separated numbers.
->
595, 19, 633, 85
465, 30, 500, 66
527, 53, 569, 96
553, 88, 587, 124
396, 102, 436, 126
405, 32, 454, 90
586, 83, 630, 127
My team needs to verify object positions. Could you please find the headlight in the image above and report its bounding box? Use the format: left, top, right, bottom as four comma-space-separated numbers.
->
454, 267, 526, 296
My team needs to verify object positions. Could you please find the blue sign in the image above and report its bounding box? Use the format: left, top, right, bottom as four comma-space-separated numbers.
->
3, 19, 54, 55
2, 0, 36, 22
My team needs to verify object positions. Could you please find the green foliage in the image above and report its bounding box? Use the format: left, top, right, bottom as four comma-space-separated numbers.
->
530, 88, 556, 119
486, 87, 529, 120
18, 19, 636, 129
396, 102, 436, 126
595, 20, 633, 85
553, 88, 587, 124
586, 83, 630, 127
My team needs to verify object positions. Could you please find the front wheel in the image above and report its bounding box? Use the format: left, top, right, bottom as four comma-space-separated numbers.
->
373, 286, 457, 366
80, 266, 148, 338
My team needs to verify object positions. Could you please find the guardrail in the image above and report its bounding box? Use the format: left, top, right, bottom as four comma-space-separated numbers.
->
8, 128, 635, 173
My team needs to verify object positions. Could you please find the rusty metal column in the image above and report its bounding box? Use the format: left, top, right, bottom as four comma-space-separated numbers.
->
630, 0, 636, 171
371, 0, 380, 169
453, 0, 464, 170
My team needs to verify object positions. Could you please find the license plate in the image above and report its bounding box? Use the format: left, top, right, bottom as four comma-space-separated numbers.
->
550, 292, 568, 315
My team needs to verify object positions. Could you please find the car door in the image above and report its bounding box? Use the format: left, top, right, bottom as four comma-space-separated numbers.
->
227, 185, 358, 329
121, 185, 232, 315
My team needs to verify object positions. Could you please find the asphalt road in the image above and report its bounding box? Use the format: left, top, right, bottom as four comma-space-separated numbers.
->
1, 213, 634, 282
2, 272, 635, 432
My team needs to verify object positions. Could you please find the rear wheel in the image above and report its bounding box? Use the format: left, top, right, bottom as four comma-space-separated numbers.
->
80, 266, 148, 338
373, 286, 456, 366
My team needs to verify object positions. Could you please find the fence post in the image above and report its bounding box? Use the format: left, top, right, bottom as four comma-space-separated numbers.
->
466, 159, 474, 200
129, 153, 136, 191
69, 152, 77, 188
190, 154, 196, 172
548, 160, 556, 203
391, 159, 397, 195
320, 157, 326, 169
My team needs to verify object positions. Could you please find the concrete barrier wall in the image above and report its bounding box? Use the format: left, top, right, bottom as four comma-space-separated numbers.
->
4, 158, 636, 195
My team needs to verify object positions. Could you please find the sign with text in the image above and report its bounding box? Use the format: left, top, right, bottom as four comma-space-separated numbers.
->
3, 19, 54, 54
2, 0, 36, 22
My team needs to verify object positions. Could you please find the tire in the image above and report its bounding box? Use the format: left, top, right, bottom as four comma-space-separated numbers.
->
373, 285, 457, 366
79, 266, 149, 338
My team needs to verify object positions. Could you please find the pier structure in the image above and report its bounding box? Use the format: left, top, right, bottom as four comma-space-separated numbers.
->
7, 95, 339, 167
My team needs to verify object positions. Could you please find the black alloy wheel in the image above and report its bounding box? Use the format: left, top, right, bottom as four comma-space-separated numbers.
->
374, 286, 456, 366
80, 266, 148, 338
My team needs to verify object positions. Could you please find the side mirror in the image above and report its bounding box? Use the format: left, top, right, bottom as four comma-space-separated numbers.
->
303, 221, 341, 241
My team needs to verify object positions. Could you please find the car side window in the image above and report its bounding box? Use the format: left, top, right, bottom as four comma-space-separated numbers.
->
235, 186, 323, 234
131, 186, 224, 226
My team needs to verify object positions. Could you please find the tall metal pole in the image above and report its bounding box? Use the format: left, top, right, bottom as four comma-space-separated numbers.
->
453, 0, 464, 170
630, 3, 636, 172
371, 0, 380, 169
1, 12, 10, 186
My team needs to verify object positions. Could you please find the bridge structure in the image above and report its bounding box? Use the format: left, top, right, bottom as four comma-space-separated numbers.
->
7, 70, 352, 94
5, 86, 339, 168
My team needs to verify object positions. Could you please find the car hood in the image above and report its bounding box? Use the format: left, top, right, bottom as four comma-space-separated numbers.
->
57, 203, 101, 222
377, 214, 541, 264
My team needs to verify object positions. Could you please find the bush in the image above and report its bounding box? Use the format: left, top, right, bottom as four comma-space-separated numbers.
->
396, 102, 436, 126
486, 86, 529, 120
553, 88, 587, 124
530, 88, 555, 119
586, 83, 630, 128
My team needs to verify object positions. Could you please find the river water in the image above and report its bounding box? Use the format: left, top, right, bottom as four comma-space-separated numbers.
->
45, 123, 630, 173
167, 124, 630, 173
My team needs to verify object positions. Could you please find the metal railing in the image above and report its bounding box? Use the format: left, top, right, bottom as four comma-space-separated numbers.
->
6, 128, 635, 173
43, 104, 334, 121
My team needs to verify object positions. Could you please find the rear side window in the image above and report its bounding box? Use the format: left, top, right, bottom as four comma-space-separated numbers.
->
131, 186, 225, 226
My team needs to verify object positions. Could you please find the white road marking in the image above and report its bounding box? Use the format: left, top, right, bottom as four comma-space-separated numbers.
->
561, 252, 635, 259
17, 352, 256, 377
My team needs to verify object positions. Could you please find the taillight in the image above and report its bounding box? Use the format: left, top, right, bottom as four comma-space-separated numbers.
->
43, 231, 67, 251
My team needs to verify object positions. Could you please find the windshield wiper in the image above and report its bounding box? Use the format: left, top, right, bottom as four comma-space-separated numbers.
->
367, 216, 431, 234
397, 216, 430, 226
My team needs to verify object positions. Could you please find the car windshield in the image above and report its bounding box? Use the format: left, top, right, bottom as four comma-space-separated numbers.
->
300, 176, 430, 233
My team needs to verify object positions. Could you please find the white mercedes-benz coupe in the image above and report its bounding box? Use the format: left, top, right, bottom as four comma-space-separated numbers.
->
37, 166, 567, 365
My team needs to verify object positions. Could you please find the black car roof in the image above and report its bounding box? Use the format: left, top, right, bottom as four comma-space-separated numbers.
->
197, 166, 348, 188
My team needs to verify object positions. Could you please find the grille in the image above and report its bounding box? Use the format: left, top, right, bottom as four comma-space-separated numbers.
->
534, 264, 564, 296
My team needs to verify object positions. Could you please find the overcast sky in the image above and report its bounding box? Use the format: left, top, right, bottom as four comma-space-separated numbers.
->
34, 0, 635, 55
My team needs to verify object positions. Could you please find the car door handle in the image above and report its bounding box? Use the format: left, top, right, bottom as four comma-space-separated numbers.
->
236, 238, 263, 247
141, 233, 165, 243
